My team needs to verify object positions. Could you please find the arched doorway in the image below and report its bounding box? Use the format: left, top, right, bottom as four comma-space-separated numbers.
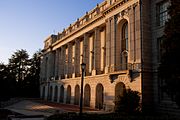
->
42, 86, 45, 99
115, 82, 126, 102
60, 85, 64, 103
95, 83, 104, 109
66, 85, 71, 104
49, 86, 53, 101
54, 86, 58, 102
84, 84, 91, 107
74, 85, 80, 105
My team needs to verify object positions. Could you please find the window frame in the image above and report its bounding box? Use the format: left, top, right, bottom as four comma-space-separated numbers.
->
156, 0, 169, 27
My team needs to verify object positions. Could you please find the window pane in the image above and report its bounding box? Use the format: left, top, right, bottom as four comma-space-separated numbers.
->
156, 1, 169, 26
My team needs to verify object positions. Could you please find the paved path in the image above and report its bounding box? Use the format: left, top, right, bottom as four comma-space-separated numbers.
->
5, 99, 103, 117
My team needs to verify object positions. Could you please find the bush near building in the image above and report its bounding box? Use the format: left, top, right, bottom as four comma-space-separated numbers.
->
114, 88, 141, 114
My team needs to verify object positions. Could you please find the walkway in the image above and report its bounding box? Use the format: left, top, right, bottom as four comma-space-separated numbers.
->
5, 99, 102, 117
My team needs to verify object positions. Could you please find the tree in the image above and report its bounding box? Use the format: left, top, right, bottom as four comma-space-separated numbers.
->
159, 0, 180, 107
24, 50, 42, 97
0, 63, 16, 101
8, 49, 30, 96
0, 49, 41, 99
8, 49, 29, 82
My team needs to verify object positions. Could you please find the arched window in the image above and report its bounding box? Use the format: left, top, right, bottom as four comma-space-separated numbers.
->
74, 85, 80, 105
54, 86, 58, 102
121, 21, 128, 70
42, 86, 45, 99
66, 85, 71, 104
49, 86, 53, 101
84, 84, 91, 107
95, 83, 104, 109
60, 85, 64, 103
122, 22, 128, 51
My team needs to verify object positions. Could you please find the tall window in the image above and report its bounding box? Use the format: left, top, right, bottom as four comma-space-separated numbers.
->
157, 37, 166, 63
121, 21, 128, 70
156, 1, 169, 26
122, 22, 128, 51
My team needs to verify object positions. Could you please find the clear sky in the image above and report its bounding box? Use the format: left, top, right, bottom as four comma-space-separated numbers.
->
0, 0, 104, 64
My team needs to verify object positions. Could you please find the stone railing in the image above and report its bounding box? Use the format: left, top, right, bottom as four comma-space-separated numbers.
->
109, 63, 141, 73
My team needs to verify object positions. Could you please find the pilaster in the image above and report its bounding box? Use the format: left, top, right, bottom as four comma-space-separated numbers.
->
94, 27, 101, 75
110, 16, 117, 72
105, 19, 111, 73
100, 27, 106, 73
72, 42, 76, 78
83, 33, 89, 75
54, 49, 59, 79
58, 48, 62, 79
75, 39, 80, 77
89, 35, 94, 74
65, 45, 68, 78
68, 42, 73, 78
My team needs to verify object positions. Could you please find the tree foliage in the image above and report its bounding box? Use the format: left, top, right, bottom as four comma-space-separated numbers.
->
159, 0, 180, 107
0, 63, 16, 101
0, 49, 41, 100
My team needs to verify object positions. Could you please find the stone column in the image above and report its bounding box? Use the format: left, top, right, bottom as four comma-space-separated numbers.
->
105, 19, 111, 73
60, 46, 66, 79
54, 49, 59, 80
47, 53, 50, 79
89, 35, 94, 74
48, 51, 55, 79
58, 48, 62, 79
80, 39, 83, 73
68, 42, 73, 78
110, 16, 117, 72
93, 27, 101, 75
83, 33, 89, 75
100, 28, 106, 73
75, 39, 80, 77
129, 5, 135, 63
65, 45, 68, 78
72, 42, 76, 78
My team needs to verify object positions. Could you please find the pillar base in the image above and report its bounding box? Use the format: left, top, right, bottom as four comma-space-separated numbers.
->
72, 73, 76, 78
92, 69, 96, 76
105, 66, 109, 74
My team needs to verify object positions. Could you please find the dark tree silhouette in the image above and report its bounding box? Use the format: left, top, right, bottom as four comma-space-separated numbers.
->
8, 49, 29, 96
159, 0, 180, 107
0, 63, 16, 101
0, 49, 41, 99
24, 50, 42, 97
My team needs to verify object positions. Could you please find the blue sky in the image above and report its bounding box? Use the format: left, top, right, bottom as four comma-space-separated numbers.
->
0, 0, 104, 64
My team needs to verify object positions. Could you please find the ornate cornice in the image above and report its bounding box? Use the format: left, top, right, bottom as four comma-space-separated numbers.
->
43, 0, 139, 52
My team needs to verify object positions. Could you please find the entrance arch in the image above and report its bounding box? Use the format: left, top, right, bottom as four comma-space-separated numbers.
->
49, 86, 53, 101
60, 85, 64, 103
42, 86, 45, 99
95, 83, 104, 109
54, 86, 58, 102
66, 85, 71, 104
74, 85, 80, 105
115, 82, 126, 102
84, 84, 91, 107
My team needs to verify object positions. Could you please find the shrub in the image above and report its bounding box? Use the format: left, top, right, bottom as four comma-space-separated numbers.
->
114, 88, 141, 114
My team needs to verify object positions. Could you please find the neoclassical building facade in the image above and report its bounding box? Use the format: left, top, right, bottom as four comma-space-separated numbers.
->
40, 0, 179, 114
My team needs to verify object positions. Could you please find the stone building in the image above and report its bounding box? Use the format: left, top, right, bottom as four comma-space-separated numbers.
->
40, 0, 179, 114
